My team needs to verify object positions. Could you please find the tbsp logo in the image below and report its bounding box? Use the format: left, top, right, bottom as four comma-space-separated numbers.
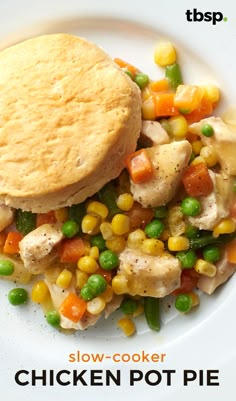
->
186, 8, 228, 25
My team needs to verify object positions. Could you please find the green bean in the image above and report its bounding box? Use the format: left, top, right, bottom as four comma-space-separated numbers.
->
16, 209, 36, 235
189, 232, 236, 250
165, 63, 183, 90
69, 202, 86, 231
144, 297, 161, 332
98, 183, 121, 217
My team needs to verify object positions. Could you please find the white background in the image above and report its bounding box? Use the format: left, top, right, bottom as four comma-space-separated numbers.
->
0, 1, 235, 400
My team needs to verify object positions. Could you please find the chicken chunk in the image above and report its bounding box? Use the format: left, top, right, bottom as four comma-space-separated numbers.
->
130, 140, 192, 208
118, 248, 181, 297
0, 205, 14, 231
141, 121, 170, 146
197, 252, 236, 294
189, 171, 232, 230
189, 116, 236, 175
19, 223, 63, 274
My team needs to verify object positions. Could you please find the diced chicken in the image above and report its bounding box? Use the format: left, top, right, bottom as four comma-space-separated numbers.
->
0, 254, 31, 284
197, 252, 236, 294
0, 205, 14, 231
19, 223, 63, 274
189, 171, 233, 230
104, 294, 123, 318
118, 248, 181, 297
130, 140, 192, 208
189, 116, 236, 175
141, 121, 170, 146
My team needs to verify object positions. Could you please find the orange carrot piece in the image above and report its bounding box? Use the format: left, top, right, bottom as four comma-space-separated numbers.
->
59, 293, 87, 322
155, 93, 179, 117
59, 237, 85, 263
96, 267, 113, 283
3, 232, 23, 254
226, 240, 236, 264
185, 98, 213, 124
149, 78, 169, 92
36, 211, 57, 227
182, 162, 213, 197
114, 58, 137, 75
125, 149, 154, 184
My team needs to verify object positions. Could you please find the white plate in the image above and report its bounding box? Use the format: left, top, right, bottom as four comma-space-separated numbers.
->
0, 1, 236, 400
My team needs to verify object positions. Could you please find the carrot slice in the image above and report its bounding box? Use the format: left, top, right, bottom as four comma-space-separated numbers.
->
226, 240, 236, 264
3, 232, 23, 254
182, 162, 213, 197
185, 98, 213, 124
59, 293, 87, 322
155, 93, 179, 117
59, 237, 85, 263
125, 149, 154, 184
149, 78, 169, 92
36, 211, 57, 227
113, 58, 137, 75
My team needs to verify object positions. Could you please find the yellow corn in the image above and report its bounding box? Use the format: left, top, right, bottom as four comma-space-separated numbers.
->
81, 214, 100, 235
89, 246, 99, 260
141, 238, 165, 256
133, 303, 144, 317
112, 274, 129, 295
127, 229, 146, 249
154, 42, 176, 66
191, 140, 203, 155
168, 206, 185, 236
54, 207, 69, 223
44, 266, 62, 283
142, 97, 156, 120
106, 235, 126, 253
87, 201, 108, 219
116, 193, 134, 211
76, 270, 89, 289
200, 145, 218, 167
111, 214, 130, 236
100, 222, 113, 240
194, 259, 216, 277
168, 115, 188, 139
56, 269, 73, 289
213, 218, 236, 238
141, 86, 153, 101
188, 291, 200, 307
100, 285, 114, 303
190, 155, 206, 166
168, 236, 189, 251
117, 317, 136, 336
86, 296, 106, 315
77, 255, 99, 273
202, 84, 220, 103
31, 280, 49, 303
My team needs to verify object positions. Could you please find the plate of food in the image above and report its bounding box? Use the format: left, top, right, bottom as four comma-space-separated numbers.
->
0, 2, 235, 400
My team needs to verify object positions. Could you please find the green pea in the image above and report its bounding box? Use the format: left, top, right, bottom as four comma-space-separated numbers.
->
201, 124, 214, 137
125, 70, 133, 79
80, 284, 96, 301
8, 288, 28, 305
62, 220, 80, 238
99, 250, 119, 270
181, 197, 201, 217
176, 250, 197, 269
87, 274, 107, 296
175, 294, 192, 313
144, 219, 165, 238
202, 245, 221, 263
134, 73, 149, 89
46, 310, 61, 328
154, 205, 168, 219
90, 234, 107, 251
0, 259, 14, 276
120, 298, 137, 315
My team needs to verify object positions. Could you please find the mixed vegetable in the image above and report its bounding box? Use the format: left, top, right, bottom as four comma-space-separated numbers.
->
1, 41, 236, 337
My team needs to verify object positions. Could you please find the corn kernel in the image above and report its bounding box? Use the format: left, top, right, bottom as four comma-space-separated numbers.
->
56, 269, 73, 289
188, 291, 200, 307
106, 235, 126, 253
168, 206, 185, 236
112, 274, 129, 294
100, 222, 113, 240
194, 259, 216, 277
116, 193, 134, 211
213, 218, 236, 238
141, 86, 153, 101
190, 155, 206, 166
81, 214, 100, 235
111, 214, 130, 236
77, 255, 99, 273
168, 236, 189, 251
142, 97, 156, 120
100, 285, 114, 303
200, 145, 218, 167
76, 270, 89, 289
87, 296, 106, 315
202, 84, 220, 103
31, 280, 49, 303
89, 246, 99, 260
117, 317, 136, 336
141, 238, 165, 256
154, 42, 176, 66
44, 266, 62, 283
54, 207, 69, 223
87, 201, 108, 219
191, 140, 203, 155
168, 115, 188, 139
133, 303, 144, 317
127, 229, 146, 250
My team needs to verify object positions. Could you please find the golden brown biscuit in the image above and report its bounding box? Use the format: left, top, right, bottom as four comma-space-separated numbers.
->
0, 34, 141, 212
